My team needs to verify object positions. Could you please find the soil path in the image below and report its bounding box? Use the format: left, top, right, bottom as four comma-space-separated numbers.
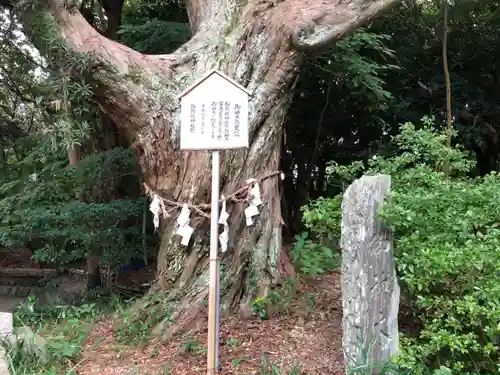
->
79, 272, 345, 375
0, 297, 24, 312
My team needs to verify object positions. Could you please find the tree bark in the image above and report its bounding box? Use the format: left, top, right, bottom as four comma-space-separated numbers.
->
67, 146, 80, 167
9, 0, 399, 337
315, 157, 327, 197
67, 143, 105, 290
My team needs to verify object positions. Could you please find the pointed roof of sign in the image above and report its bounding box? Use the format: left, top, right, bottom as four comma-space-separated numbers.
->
177, 69, 252, 99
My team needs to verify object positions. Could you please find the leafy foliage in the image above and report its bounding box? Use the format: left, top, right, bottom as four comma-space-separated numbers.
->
118, 0, 191, 53
305, 120, 500, 373
7, 294, 125, 374
118, 21, 191, 54
0, 136, 153, 268
282, 27, 399, 231
291, 232, 340, 276
302, 195, 342, 246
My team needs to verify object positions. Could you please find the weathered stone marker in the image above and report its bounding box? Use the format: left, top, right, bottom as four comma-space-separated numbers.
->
0, 312, 12, 375
0, 312, 12, 339
340, 175, 399, 373
0, 311, 48, 375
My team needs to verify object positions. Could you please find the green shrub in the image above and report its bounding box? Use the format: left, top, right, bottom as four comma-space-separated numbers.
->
8, 295, 123, 374
291, 232, 340, 276
0, 137, 155, 268
302, 195, 342, 246
380, 161, 500, 374
304, 118, 500, 374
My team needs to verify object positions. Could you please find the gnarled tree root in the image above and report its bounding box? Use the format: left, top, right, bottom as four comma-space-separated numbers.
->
122, 250, 295, 342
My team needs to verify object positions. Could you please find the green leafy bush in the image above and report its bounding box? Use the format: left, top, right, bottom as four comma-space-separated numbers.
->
8, 295, 123, 374
0, 137, 154, 268
302, 195, 342, 247
291, 232, 340, 276
297, 193, 342, 279
304, 118, 500, 374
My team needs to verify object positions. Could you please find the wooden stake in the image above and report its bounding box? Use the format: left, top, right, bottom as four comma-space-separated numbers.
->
207, 150, 220, 374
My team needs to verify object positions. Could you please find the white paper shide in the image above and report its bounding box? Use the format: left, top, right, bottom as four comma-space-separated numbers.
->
178, 70, 250, 150
149, 194, 168, 230
175, 204, 194, 246
218, 197, 230, 252
244, 179, 262, 226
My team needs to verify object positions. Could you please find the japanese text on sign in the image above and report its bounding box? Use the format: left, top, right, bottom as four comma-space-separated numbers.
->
234, 104, 241, 138
200, 104, 206, 135
203, 101, 241, 142
224, 102, 230, 141
189, 104, 196, 134
217, 101, 223, 141
178, 70, 249, 150
180, 99, 249, 150
211, 101, 217, 140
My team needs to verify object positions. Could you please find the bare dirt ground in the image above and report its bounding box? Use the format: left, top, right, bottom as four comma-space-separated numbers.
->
0, 296, 24, 312
78, 272, 345, 375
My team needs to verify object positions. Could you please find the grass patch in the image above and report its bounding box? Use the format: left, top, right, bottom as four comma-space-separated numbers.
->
6, 294, 128, 375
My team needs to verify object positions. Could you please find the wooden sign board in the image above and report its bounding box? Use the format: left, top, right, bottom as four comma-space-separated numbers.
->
178, 70, 250, 150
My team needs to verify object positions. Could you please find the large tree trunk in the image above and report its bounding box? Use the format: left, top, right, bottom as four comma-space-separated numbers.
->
8, 0, 398, 337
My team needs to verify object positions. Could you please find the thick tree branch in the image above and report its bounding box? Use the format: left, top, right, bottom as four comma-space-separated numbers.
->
184, 0, 224, 33
183, 0, 400, 53
283, 0, 400, 51
4, 0, 400, 80
45, 0, 169, 73
0, 0, 400, 152
0, 0, 180, 74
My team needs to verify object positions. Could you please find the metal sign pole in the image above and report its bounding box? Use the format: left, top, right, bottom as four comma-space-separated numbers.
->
177, 70, 250, 375
215, 247, 221, 370
207, 150, 220, 375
